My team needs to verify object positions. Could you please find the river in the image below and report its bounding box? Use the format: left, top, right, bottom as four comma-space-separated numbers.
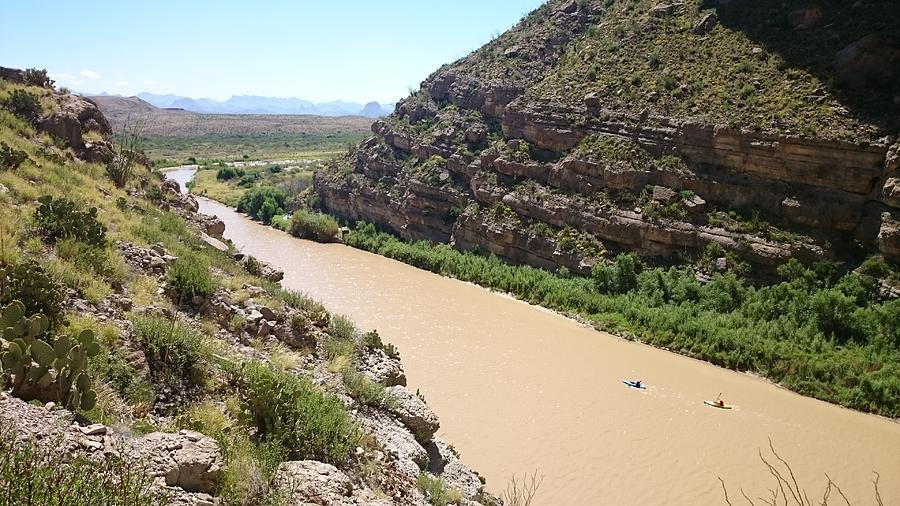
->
167, 167, 900, 505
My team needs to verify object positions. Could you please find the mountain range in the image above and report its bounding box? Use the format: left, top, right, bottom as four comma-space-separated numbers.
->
93, 92, 394, 118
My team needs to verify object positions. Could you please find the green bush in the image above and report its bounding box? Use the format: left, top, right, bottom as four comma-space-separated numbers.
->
0, 430, 166, 505
360, 329, 400, 359
416, 474, 463, 506
289, 209, 339, 242
0, 142, 27, 171
342, 368, 390, 407
233, 362, 360, 464
23, 68, 54, 88
34, 196, 107, 247
130, 315, 206, 380
236, 187, 287, 225
5, 89, 42, 124
216, 166, 245, 181
167, 253, 217, 301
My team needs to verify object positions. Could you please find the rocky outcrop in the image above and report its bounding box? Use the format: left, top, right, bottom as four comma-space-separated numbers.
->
0, 393, 222, 504
315, 0, 900, 268
37, 93, 115, 164
384, 386, 440, 441
276, 461, 393, 506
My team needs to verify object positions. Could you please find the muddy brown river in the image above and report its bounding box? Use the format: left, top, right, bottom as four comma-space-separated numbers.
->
167, 168, 900, 505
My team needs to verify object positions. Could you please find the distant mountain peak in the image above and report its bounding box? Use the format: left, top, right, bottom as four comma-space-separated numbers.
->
133, 92, 393, 117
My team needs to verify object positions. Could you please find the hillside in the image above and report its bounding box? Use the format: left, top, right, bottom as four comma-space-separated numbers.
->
316, 0, 900, 275
311, 0, 900, 416
1, 69, 496, 504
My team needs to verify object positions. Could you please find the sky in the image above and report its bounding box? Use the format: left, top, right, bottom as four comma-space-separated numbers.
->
0, 0, 545, 104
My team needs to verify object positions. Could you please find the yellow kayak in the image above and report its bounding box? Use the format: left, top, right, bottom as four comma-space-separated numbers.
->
704, 400, 733, 409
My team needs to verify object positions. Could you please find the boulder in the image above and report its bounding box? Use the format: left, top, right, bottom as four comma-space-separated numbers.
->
359, 410, 428, 478
384, 386, 440, 440
650, 2, 681, 17
39, 113, 82, 149
692, 13, 718, 34
465, 124, 489, 145
80, 140, 116, 164
583, 92, 600, 109
557, 0, 578, 14
882, 177, 900, 210
789, 6, 823, 30
831, 34, 900, 90
276, 460, 392, 506
357, 347, 407, 387
129, 431, 223, 494
878, 212, 900, 259
425, 437, 485, 500
651, 185, 678, 203
200, 232, 229, 253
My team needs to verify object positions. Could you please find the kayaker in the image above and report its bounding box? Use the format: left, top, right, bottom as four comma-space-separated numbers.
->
635, 380, 642, 388
717, 398, 725, 407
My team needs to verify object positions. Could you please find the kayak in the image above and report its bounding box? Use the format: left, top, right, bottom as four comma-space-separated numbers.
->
623, 380, 646, 389
704, 400, 733, 409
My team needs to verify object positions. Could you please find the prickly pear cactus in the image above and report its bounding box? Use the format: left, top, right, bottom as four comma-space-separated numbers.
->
0, 260, 66, 330
0, 300, 99, 411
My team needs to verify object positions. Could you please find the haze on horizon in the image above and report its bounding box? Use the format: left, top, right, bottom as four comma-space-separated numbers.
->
0, 0, 544, 104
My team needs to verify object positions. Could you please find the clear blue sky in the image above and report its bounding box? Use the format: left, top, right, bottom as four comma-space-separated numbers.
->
0, 0, 545, 104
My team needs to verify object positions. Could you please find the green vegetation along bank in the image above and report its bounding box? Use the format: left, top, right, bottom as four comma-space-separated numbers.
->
343, 222, 900, 417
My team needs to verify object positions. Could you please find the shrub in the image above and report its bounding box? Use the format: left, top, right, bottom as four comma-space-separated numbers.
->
5, 90, 42, 124
289, 210, 339, 242
236, 187, 287, 225
131, 314, 206, 380
234, 362, 360, 464
216, 166, 245, 181
360, 329, 400, 359
342, 368, 390, 407
592, 253, 641, 294
0, 142, 27, 171
328, 314, 357, 341
0, 430, 166, 505
416, 474, 463, 506
0, 260, 66, 330
34, 196, 107, 246
23, 68, 54, 88
56, 239, 128, 289
167, 254, 217, 301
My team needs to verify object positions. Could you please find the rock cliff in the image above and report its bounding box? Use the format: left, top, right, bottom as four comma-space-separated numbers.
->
315, 0, 900, 275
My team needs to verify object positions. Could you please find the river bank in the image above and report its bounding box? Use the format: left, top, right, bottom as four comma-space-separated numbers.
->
177, 169, 900, 505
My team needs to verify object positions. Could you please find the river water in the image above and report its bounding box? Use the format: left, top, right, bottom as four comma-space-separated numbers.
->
167, 167, 900, 505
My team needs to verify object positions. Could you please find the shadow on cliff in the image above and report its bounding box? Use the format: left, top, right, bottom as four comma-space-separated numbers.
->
706, 0, 900, 136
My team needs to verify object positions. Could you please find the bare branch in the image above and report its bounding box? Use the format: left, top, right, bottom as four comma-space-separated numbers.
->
503, 470, 544, 506
719, 477, 734, 506
873, 472, 883, 506
824, 474, 851, 506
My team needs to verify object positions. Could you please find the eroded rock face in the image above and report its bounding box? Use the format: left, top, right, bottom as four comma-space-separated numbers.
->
425, 437, 485, 501
384, 386, 440, 441
0, 394, 222, 502
138, 431, 223, 494
359, 409, 428, 479
358, 347, 407, 387
36, 93, 112, 159
277, 461, 394, 506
